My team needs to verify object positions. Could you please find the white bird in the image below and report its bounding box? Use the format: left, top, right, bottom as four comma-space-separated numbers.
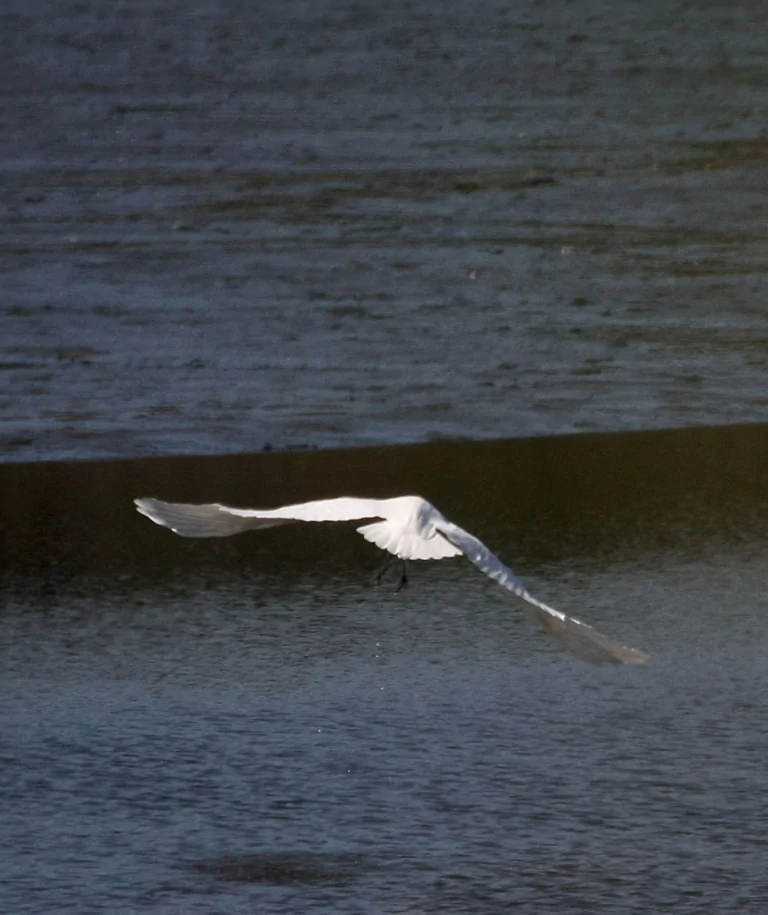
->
134, 494, 649, 665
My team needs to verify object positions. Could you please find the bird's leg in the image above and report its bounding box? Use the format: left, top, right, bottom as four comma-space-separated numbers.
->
395, 560, 408, 591
375, 554, 392, 584
375, 555, 408, 591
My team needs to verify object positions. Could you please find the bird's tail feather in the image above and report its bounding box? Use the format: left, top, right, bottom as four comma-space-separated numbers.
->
357, 521, 461, 560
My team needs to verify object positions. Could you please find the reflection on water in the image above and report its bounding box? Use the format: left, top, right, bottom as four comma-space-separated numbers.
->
3, 424, 768, 912
190, 851, 370, 886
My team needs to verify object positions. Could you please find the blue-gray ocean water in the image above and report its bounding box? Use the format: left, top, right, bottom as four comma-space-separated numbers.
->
2, 0, 768, 461
4, 0, 768, 911
4, 425, 768, 913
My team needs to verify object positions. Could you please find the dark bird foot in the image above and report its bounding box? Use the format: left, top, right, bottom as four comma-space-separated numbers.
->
375, 554, 391, 584
395, 561, 408, 591
375, 557, 408, 591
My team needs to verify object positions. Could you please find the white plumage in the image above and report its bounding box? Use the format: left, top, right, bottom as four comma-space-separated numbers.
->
134, 494, 649, 665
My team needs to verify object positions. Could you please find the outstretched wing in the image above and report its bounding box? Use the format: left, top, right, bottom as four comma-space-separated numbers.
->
436, 520, 649, 665
134, 496, 388, 538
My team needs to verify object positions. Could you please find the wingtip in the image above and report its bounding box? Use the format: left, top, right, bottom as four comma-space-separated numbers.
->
620, 647, 651, 665
134, 497, 165, 524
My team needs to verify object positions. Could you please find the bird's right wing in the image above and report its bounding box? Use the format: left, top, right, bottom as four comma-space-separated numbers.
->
134, 496, 388, 538
436, 520, 650, 665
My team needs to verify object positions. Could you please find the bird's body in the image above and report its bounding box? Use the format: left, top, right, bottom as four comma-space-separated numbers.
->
134, 494, 650, 665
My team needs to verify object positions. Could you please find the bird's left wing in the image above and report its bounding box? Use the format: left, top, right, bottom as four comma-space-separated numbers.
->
435, 520, 650, 665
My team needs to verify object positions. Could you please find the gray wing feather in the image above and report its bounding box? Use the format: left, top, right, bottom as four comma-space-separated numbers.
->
437, 520, 649, 665
134, 498, 296, 538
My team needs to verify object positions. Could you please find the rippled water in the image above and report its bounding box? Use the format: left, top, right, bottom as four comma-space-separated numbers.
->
4, 424, 768, 912
4, 0, 768, 909
3, 0, 768, 461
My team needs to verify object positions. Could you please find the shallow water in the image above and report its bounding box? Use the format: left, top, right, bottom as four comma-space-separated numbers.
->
4, 424, 768, 912
3, 0, 768, 461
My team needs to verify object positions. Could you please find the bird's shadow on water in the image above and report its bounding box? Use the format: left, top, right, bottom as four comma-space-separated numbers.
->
185, 850, 374, 886
143, 850, 414, 909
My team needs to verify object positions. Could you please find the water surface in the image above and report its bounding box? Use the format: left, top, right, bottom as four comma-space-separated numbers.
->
3, 424, 768, 912
3, 0, 768, 460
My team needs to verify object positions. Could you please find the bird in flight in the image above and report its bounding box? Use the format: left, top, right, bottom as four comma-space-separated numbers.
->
134, 494, 649, 665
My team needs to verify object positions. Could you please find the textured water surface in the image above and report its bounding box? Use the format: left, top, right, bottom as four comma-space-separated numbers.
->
3, 0, 768, 460
3, 425, 768, 912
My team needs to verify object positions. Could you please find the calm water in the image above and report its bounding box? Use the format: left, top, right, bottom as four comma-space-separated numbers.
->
4, 424, 768, 913
3, 0, 768, 461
